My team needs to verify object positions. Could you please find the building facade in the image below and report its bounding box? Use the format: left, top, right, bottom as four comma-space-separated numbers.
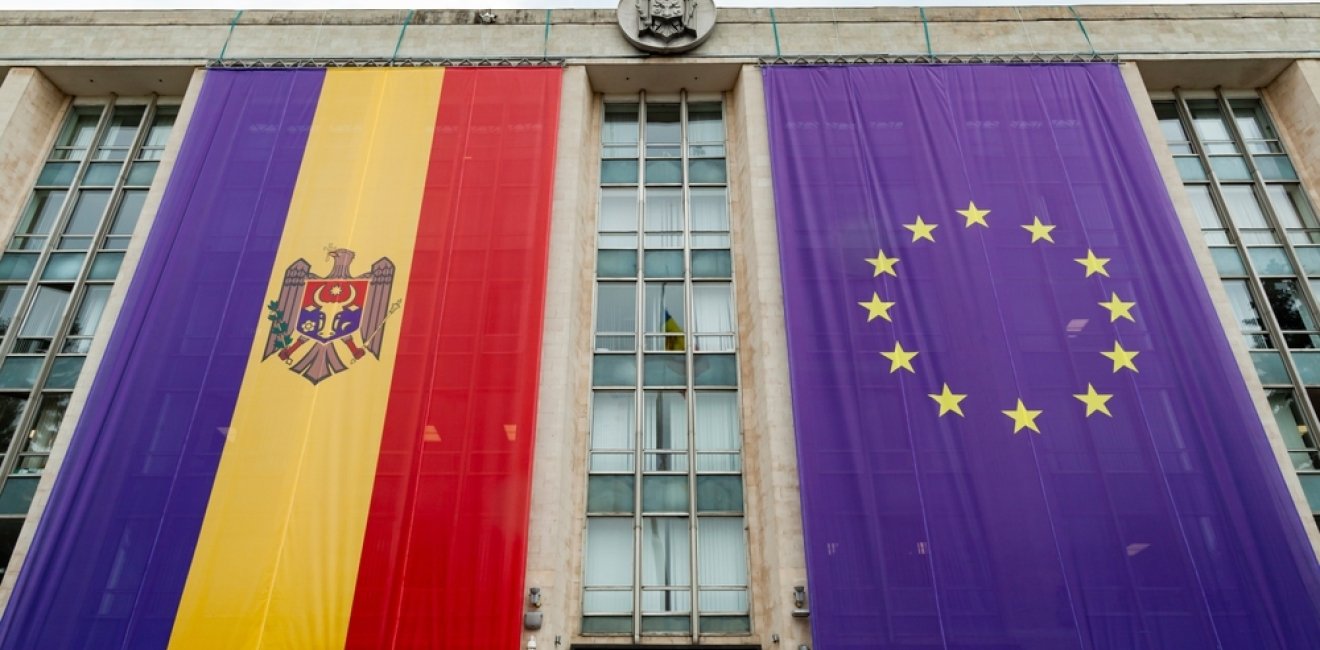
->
0, 4, 1317, 649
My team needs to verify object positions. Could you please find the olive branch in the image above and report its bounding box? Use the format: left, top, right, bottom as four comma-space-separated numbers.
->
267, 300, 294, 350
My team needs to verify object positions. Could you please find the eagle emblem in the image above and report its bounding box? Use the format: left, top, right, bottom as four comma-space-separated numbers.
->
262, 248, 397, 385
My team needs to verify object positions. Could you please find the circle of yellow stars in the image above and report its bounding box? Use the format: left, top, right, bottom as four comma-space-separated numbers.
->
860, 200, 1139, 435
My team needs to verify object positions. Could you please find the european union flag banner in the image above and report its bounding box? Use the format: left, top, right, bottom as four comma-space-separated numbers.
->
765, 64, 1320, 649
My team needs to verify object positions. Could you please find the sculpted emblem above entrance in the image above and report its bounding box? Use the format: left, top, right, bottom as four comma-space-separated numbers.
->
617, 0, 716, 54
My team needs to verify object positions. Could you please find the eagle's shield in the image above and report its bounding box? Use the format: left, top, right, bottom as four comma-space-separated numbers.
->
295, 279, 369, 343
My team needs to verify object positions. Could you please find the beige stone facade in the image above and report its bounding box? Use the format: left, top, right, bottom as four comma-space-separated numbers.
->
0, 5, 1319, 648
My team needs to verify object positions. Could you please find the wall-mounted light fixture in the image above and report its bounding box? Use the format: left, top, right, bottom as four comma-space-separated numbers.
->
524, 586, 544, 630
792, 585, 809, 618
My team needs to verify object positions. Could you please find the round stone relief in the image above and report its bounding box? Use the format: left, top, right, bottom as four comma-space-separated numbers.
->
617, 0, 717, 54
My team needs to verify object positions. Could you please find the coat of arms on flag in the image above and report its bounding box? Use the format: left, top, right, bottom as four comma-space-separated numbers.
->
262, 247, 398, 384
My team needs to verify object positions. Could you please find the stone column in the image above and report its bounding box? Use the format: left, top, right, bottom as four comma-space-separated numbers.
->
523, 64, 597, 649
726, 63, 811, 648
0, 69, 67, 244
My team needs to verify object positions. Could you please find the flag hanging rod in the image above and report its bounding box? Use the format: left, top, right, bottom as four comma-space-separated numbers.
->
759, 53, 1118, 66
206, 57, 565, 69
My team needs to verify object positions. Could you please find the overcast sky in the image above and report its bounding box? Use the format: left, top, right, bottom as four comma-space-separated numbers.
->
0, 0, 1310, 9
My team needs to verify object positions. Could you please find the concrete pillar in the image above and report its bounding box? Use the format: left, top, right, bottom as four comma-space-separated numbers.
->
0, 68, 67, 243
726, 63, 811, 647
0, 68, 209, 611
1122, 62, 1320, 557
523, 64, 597, 648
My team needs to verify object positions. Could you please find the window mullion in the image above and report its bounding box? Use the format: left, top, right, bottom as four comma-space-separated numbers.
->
679, 91, 701, 644
632, 91, 646, 646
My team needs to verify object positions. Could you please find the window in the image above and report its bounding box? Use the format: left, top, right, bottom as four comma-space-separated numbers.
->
0, 100, 175, 575
1154, 93, 1320, 524
585, 97, 749, 638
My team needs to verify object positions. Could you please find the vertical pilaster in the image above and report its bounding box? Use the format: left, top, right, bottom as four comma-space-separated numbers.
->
0, 69, 67, 244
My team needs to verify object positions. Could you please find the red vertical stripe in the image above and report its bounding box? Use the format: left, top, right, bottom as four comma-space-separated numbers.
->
345, 67, 561, 649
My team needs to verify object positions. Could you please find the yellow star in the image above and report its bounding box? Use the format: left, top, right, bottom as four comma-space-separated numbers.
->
927, 383, 967, 417
1021, 216, 1056, 243
1001, 399, 1043, 434
1074, 249, 1111, 277
858, 292, 896, 323
1098, 292, 1136, 323
1073, 383, 1113, 417
903, 216, 938, 243
880, 341, 918, 374
1101, 341, 1139, 373
957, 201, 990, 228
865, 249, 899, 277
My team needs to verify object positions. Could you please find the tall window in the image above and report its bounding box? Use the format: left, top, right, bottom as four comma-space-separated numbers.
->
0, 100, 175, 574
1154, 92, 1320, 527
585, 96, 749, 639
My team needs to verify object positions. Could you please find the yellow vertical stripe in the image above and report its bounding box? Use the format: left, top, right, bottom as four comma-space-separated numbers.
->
169, 68, 444, 650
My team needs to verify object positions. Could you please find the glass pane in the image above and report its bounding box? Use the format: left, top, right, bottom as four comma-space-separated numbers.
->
1222, 280, 1268, 346
694, 354, 737, 386
1268, 185, 1318, 230
646, 103, 681, 144
1210, 156, 1251, 181
588, 476, 635, 514
53, 107, 102, 159
36, 162, 77, 187
644, 160, 682, 184
126, 161, 158, 186
592, 392, 635, 451
644, 391, 687, 452
644, 188, 682, 234
643, 476, 689, 512
46, 357, 85, 389
109, 189, 148, 238
1249, 248, 1295, 276
0, 478, 37, 515
644, 355, 686, 387
696, 476, 743, 513
0, 358, 41, 390
585, 517, 635, 588
1174, 157, 1206, 181
82, 162, 120, 186
94, 106, 145, 160
689, 158, 727, 184
1295, 352, 1320, 385
602, 104, 640, 146
596, 250, 637, 278
583, 593, 633, 615
0, 255, 37, 281
1211, 247, 1246, 276
1252, 351, 1290, 384
601, 160, 638, 184
640, 614, 690, 632
593, 355, 636, 387
1221, 185, 1272, 239
599, 187, 638, 232
89, 253, 124, 280
1256, 155, 1298, 181
141, 107, 177, 156
695, 392, 740, 451
1183, 185, 1223, 231
19, 286, 71, 339
688, 102, 724, 143
644, 251, 683, 278
1262, 278, 1317, 333
14, 190, 67, 243
641, 517, 690, 586
691, 251, 732, 278
0, 396, 28, 453
64, 190, 111, 236
1190, 103, 1236, 153
596, 283, 637, 345
1299, 475, 1320, 513
692, 284, 733, 339
22, 393, 70, 456
690, 187, 728, 231
67, 286, 110, 339
597, 233, 637, 250
700, 615, 751, 633
582, 616, 632, 634
698, 517, 747, 587
644, 282, 684, 336
41, 253, 84, 280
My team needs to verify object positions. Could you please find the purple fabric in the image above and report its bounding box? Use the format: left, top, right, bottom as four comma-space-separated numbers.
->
765, 64, 1320, 650
0, 70, 322, 649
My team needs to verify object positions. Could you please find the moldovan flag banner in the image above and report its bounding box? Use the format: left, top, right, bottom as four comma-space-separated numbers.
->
0, 67, 560, 649
764, 64, 1320, 649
